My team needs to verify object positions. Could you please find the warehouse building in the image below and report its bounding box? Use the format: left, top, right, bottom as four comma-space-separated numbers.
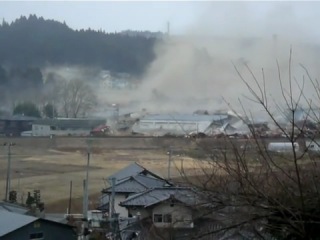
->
132, 114, 231, 136
30, 118, 106, 137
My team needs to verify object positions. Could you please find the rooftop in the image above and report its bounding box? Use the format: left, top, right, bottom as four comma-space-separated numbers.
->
33, 118, 106, 130
120, 187, 203, 208
0, 115, 39, 121
0, 210, 37, 236
103, 175, 170, 193
141, 114, 229, 122
107, 162, 165, 183
0, 201, 30, 215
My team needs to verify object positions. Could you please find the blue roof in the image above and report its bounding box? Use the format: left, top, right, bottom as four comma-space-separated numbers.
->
141, 114, 228, 122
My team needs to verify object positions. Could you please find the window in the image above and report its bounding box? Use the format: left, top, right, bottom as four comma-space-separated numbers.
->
153, 213, 172, 223
29, 232, 44, 239
153, 214, 163, 223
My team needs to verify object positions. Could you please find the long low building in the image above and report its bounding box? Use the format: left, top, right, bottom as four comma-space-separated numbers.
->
30, 118, 106, 137
132, 114, 231, 136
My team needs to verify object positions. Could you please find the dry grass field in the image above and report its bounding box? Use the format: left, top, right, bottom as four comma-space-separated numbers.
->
0, 136, 292, 213
0, 137, 198, 213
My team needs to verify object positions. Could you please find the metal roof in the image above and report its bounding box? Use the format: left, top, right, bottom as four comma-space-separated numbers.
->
33, 118, 106, 130
120, 187, 202, 208
141, 114, 229, 122
0, 115, 39, 121
44, 213, 68, 224
0, 210, 37, 236
0, 201, 30, 215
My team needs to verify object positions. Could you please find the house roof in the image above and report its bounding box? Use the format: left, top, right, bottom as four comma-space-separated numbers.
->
33, 118, 106, 130
0, 210, 75, 237
107, 162, 165, 183
141, 114, 229, 122
119, 187, 202, 208
103, 175, 170, 193
0, 201, 30, 215
0, 210, 37, 236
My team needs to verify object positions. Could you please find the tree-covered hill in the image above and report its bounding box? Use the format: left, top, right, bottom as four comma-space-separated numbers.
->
0, 15, 161, 75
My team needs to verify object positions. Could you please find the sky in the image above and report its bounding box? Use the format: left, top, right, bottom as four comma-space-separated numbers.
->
0, 1, 319, 36
0, 1, 206, 34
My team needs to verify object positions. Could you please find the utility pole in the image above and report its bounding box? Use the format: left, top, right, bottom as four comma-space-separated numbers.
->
5, 142, 15, 201
82, 140, 92, 240
108, 177, 118, 240
109, 177, 116, 228
68, 180, 72, 215
168, 147, 172, 180
84, 145, 90, 218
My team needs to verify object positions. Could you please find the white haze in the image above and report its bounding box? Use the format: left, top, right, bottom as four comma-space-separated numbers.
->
46, 2, 320, 120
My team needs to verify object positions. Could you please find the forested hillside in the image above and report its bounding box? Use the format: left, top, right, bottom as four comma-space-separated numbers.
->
0, 15, 160, 75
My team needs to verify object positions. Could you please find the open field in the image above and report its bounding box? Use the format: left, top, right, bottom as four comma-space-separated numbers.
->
0, 137, 199, 213
0, 136, 309, 213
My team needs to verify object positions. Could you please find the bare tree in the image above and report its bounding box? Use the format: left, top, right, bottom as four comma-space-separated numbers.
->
173, 49, 320, 239
60, 78, 97, 118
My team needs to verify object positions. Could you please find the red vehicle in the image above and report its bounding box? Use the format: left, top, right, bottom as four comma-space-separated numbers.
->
90, 124, 111, 136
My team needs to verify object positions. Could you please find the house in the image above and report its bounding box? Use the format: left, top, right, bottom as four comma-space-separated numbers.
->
0, 210, 76, 240
132, 114, 230, 136
99, 162, 171, 218
119, 187, 204, 229
31, 118, 106, 137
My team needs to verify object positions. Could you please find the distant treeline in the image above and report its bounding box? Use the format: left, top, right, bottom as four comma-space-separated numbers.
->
0, 15, 161, 75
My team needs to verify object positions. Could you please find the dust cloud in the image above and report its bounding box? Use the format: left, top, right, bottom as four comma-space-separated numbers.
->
42, 2, 320, 120
109, 2, 320, 118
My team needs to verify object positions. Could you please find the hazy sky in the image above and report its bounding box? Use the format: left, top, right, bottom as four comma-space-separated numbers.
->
0, 1, 319, 37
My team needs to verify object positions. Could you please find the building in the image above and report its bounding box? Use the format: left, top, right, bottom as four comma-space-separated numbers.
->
99, 162, 171, 218
0, 115, 39, 136
119, 187, 202, 229
31, 118, 106, 137
132, 114, 230, 136
0, 210, 76, 240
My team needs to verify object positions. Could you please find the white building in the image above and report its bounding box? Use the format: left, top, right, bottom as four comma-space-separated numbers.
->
132, 114, 230, 136
31, 118, 106, 137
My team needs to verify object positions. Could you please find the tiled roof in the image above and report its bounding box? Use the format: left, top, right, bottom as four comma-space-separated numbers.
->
107, 162, 165, 183
120, 187, 202, 208
104, 178, 147, 193
103, 175, 169, 193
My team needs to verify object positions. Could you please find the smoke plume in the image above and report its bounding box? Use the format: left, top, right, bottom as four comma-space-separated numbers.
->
113, 2, 320, 118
